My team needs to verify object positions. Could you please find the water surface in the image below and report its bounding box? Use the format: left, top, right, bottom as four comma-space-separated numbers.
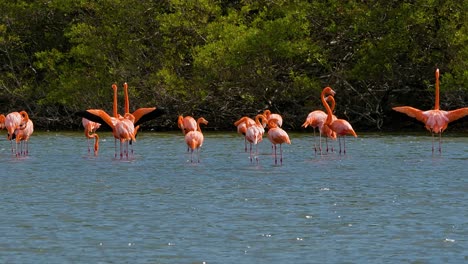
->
0, 131, 467, 263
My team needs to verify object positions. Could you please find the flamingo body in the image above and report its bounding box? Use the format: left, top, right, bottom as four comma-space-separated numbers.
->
244, 114, 267, 162
14, 119, 34, 156
178, 115, 197, 134
5, 111, 28, 140
185, 117, 208, 162
392, 106, 468, 134
267, 119, 291, 165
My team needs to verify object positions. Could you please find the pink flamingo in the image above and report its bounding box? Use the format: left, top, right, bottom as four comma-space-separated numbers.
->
5, 111, 29, 154
263, 110, 283, 127
14, 119, 34, 156
178, 115, 197, 152
244, 114, 267, 163
267, 118, 291, 165
234, 116, 256, 152
115, 113, 138, 159
82, 118, 101, 155
77, 83, 164, 157
323, 90, 357, 154
302, 87, 337, 154
83, 109, 137, 159
185, 117, 208, 163
393, 69, 468, 152
0, 114, 5, 129
178, 115, 197, 135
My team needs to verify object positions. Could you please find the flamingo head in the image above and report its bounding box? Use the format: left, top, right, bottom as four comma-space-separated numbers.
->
323, 86, 336, 97
112, 83, 117, 90
263, 109, 271, 118
19, 111, 29, 126
123, 82, 128, 90
435, 68, 439, 80
177, 115, 184, 129
198, 117, 208, 126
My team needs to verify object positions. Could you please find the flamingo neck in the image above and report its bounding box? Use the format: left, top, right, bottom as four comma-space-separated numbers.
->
93, 134, 99, 154
329, 96, 335, 112
323, 92, 333, 125
254, 115, 263, 126
112, 84, 118, 118
268, 119, 278, 129
124, 83, 129, 114
434, 69, 440, 110
196, 119, 203, 132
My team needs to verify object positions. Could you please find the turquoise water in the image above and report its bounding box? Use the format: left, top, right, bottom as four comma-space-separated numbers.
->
0, 131, 467, 263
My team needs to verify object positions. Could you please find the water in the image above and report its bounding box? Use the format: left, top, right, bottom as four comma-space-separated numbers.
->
0, 131, 467, 263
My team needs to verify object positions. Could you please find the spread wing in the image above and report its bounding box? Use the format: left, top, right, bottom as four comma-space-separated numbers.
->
446, 107, 468, 123
75, 110, 114, 130
392, 106, 427, 124
133, 107, 166, 126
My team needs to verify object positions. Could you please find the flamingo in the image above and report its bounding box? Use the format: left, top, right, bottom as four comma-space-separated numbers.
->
76, 83, 165, 157
115, 113, 138, 159
185, 117, 208, 163
267, 118, 291, 165
393, 69, 468, 153
234, 116, 256, 152
14, 119, 34, 156
0, 114, 5, 129
83, 109, 137, 159
82, 118, 101, 155
178, 115, 197, 134
302, 87, 337, 154
78, 83, 165, 130
323, 89, 357, 154
263, 110, 283, 127
244, 114, 267, 163
5, 111, 29, 153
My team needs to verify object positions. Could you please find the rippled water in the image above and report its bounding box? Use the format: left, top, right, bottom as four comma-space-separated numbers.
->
0, 131, 467, 263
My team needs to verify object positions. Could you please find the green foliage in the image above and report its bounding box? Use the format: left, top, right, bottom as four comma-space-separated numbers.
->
0, 0, 466, 130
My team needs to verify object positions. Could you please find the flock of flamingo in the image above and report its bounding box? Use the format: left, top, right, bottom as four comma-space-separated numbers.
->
0, 69, 467, 162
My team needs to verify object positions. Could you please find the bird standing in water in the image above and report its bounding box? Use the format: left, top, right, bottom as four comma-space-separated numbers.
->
393, 69, 468, 153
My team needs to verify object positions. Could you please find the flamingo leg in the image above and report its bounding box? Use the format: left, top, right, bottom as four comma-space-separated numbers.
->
87, 138, 91, 153
280, 144, 283, 165
319, 130, 323, 155
325, 136, 329, 153
338, 137, 342, 154
274, 144, 278, 165
343, 136, 347, 154
436, 133, 441, 153
244, 137, 248, 152
249, 143, 253, 162
313, 128, 318, 154
125, 141, 129, 158
255, 144, 259, 163
115, 138, 118, 158
431, 132, 436, 153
